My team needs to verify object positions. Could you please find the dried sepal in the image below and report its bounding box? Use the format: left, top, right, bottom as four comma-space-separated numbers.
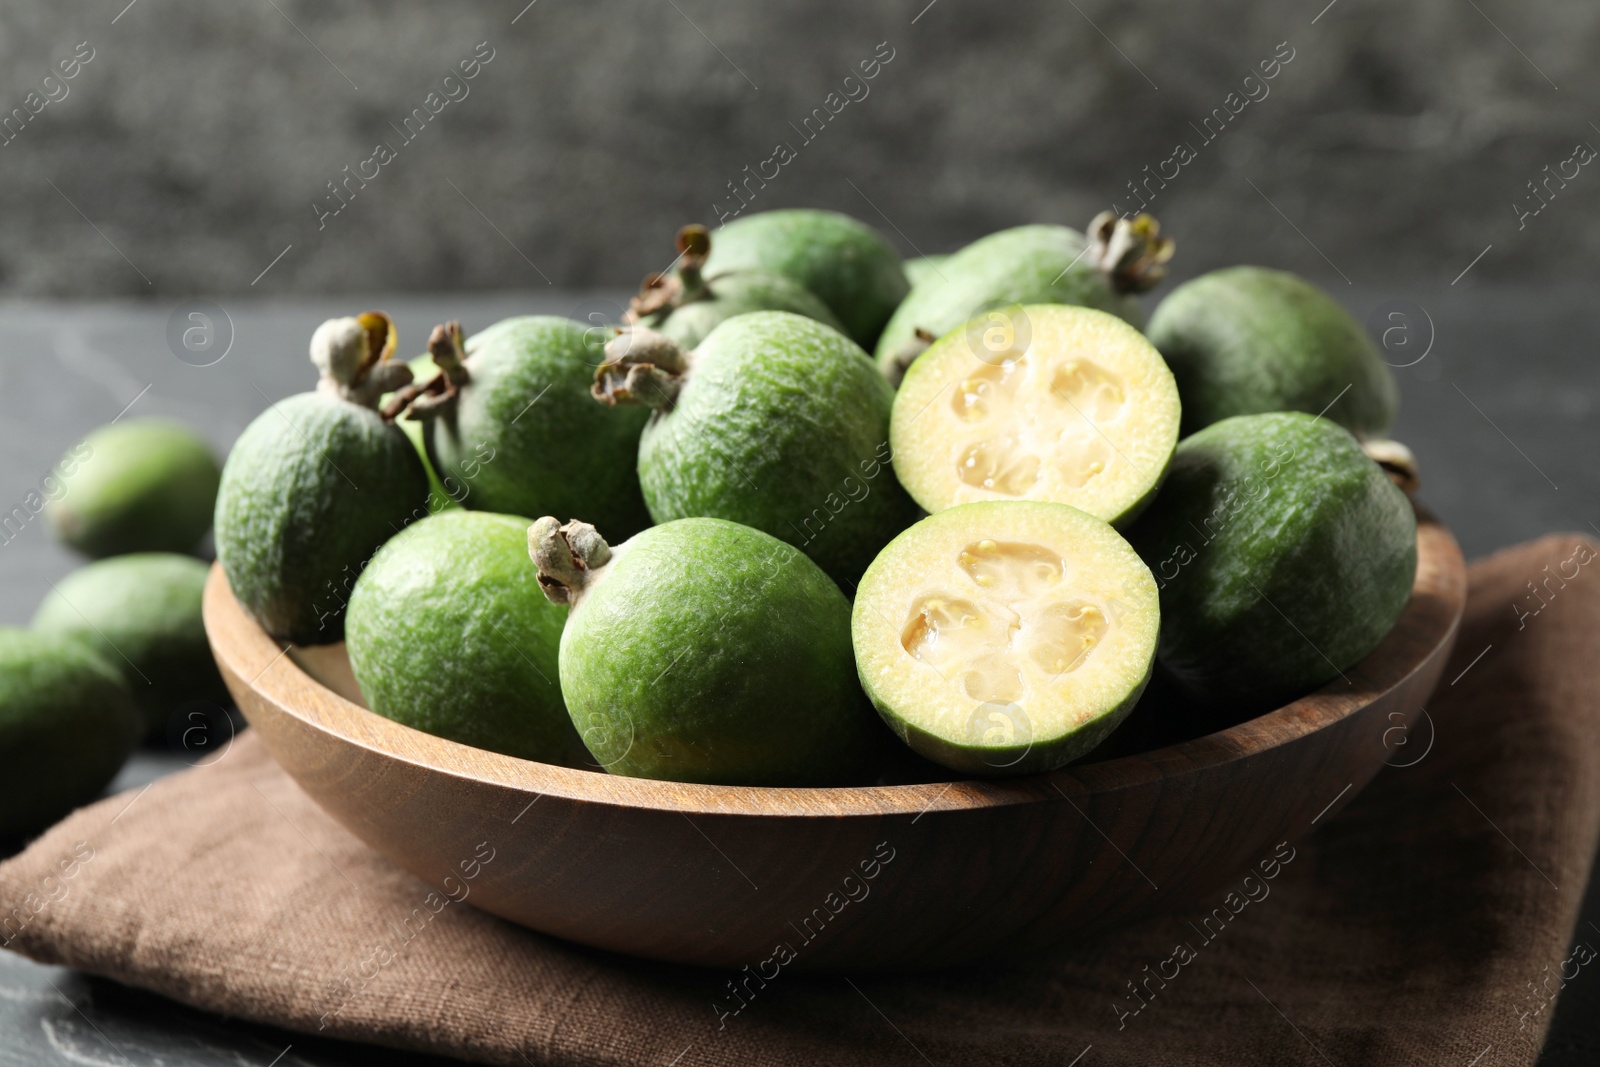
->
1087, 211, 1175, 295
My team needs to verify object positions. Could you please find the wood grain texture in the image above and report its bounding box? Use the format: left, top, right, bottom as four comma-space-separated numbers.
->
203, 513, 1464, 971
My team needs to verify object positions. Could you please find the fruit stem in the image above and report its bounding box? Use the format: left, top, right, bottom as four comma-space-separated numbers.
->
311, 311, 413, 411
528, 516, 613, 606
625, 224, 715, 325
383, 321, 471, 422
1086, 211, 1175, 295
592, 327, 691, 410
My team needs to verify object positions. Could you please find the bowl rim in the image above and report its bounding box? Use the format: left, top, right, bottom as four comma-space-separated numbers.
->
205, 512, 1464, 820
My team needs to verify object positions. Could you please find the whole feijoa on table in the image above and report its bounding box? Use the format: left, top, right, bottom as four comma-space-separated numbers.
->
531, 515, 882, 785
874, 213, 1174, 383
594, 311, 921, 588
0, 629, 141, 837
702, 208, 908, 349
214, 312, 430, 644
46, 419, 221, 559
625, 224, 845, 349
399, 317, 652, 539
1145, 266, 1399, 437
890, 304, 1181, 527
31, 553, 225, 737
347, 510, 582, 765
1126, 411, 1417, 713
853, 502, 1159, 776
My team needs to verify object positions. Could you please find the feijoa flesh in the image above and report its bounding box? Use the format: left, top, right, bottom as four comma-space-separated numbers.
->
347, 510, 581, 765
46, 419, 221, 559
891, 304, 1181, 526
1126, 411, 1416, 712
214, 313, 430, 644
1146, 266, 1399, 436
874, 213, 1174, 383
853, 502, 1159, 776
626, 225, 845, 349
531, 515, 880, 785
595, 311, 920, 589
703, 209, 908, 349
31, 553, 225, 737
404, 317, 652, 539
0, 628, 141, 837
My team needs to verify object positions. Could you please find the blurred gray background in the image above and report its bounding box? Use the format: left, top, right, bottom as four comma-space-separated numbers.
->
0, 0, 1595, 297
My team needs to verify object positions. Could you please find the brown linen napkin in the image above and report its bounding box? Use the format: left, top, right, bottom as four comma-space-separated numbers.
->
3, 534, 1600, 1066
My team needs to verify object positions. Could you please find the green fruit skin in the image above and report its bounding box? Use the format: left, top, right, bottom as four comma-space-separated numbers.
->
215, 392, 430, 645
874, 225, 1143, 375
1126, 412, 1416, 712
46, 419, 221, 559
878, 662, 1151, 779
703, 209, 909, 349
638, 312, 921, 590
560, 518, 880, 786
902, 255, 948, 288
0, 629, 141, 838
425, 317, 652, 539
1146, 266, 1399, 437
31, 553, 226, 737
347, 511, 581, 765
651, 269, 846, 349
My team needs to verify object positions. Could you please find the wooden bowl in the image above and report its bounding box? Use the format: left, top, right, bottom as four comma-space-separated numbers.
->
205, 514, 1464, 971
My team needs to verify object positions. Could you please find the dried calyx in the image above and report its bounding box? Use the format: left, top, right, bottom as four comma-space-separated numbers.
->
382, 320, 472, 422
592, 327, 691, 410
1086, 211, 1175, 295
1362, 438, 1421, 494
625, 225, 715, 325
311, 311, 411, 413
528, 516, 613, 606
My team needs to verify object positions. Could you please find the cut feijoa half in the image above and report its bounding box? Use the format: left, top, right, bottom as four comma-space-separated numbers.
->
853, 501, 1159, 776
890, 304, 1181, 526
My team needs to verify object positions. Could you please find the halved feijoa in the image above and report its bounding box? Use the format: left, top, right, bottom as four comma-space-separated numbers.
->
853, 502, 1159, 776
890, 304, 1181, 526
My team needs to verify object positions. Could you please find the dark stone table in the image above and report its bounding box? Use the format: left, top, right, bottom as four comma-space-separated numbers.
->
0, 288, 1595, 1064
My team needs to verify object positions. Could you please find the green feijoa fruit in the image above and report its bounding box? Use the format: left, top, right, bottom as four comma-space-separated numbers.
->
702, 209, 908, 348
853, 502, 1158, 776
0, 629, 141, 837
625, 225, 846, 349
46, 419, 221, 559
409, 317, 652, 538
874, 213, 1174, 383
215, 312, 430, 645
595, 312, 920, 589
1125, 411, 1416, 712
531, 516, 879, 785
347, 510, 580, 765
31, 553, 225, 738
902, 254, 948, 287
1146, 266, 1399, 437
891, 304, 1181, 527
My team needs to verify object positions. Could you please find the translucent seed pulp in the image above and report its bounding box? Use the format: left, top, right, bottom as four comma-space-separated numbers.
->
899, 539, 1112, 706
948, 349, 1128, 497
